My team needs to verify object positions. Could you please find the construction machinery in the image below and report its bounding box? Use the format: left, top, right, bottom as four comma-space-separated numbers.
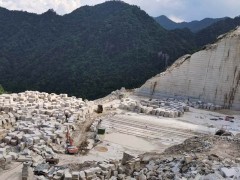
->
65, 126, 78, 154
96, 105, 103, 113
215, 125, 233, 136
46, 157, 59, 165
94, 119, 106, 142
225, 116, 234, 122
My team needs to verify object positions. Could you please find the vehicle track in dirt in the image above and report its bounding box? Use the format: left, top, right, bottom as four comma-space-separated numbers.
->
102, 115, 203, 145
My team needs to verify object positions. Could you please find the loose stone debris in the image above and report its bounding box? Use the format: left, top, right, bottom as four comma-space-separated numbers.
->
119, 98, 189, 118
15, 135, 240, 180
187, 100, 223, 111
119, 97, 224, 119
0, 91, 94, 172
0, 88, 239, 180
1, 24, 240, 180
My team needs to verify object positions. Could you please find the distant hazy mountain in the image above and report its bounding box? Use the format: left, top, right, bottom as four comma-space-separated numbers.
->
195, 16, 240, 46
155, 15, 226, 32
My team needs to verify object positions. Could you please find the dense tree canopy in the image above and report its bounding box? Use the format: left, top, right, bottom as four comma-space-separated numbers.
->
0, 1, 239, 99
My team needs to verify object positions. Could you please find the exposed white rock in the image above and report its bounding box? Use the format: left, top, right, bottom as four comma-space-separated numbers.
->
135, 27, 240, 110
0, 90, 96, 169
119, 98, 188, 117
220, 167, 240, 178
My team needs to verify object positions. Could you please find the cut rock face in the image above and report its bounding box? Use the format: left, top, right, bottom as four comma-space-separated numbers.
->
135, 27, 240, 110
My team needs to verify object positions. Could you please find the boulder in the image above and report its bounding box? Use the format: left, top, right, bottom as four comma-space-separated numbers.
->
220, 167, 240, 178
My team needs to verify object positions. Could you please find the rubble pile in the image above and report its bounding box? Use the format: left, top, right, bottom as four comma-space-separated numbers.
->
95, 87, 127, 104
131, 153, 240, 179
133, 135, 240, 179
164, 136, 214, 155
33, 159, 136, 179
0, 111, 16, 129
119, 98, 189, 118
188, 100, 223, 111
36, 135, 239, 179
0, 91, 94, 167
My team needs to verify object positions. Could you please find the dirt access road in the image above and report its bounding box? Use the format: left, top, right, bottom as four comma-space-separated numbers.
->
0, 162, 22, 180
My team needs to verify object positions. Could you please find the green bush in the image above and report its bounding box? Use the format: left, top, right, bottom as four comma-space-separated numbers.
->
0, 85, 5, 94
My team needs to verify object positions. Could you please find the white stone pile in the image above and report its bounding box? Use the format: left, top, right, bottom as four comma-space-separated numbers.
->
119, 98, 189, 118
0, 91, 94, 144
95, 87, 127, 105
0, 111, 16, 129
129, 155, 240, 179
39, 152, 240, 180
25, 135, 240, 179
46, 160, 127, 180
188, 100, 223, 111
0, 91, 95, 165
0, 146, 18, 168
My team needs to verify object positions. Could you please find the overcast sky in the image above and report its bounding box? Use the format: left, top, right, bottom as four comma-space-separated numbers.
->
0, 0, 239, 22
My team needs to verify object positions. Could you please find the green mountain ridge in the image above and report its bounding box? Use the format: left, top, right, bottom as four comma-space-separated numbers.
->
0, 1, 239, 99
195, 16, 240, 47
0, 1, 197, 99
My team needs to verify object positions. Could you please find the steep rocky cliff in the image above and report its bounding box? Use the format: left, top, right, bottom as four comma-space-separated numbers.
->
135, 27, 240, 110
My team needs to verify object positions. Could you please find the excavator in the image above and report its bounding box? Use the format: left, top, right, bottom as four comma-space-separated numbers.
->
65, 126, 78, 154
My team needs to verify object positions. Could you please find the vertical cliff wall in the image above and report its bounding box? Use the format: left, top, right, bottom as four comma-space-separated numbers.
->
135, 27, 240, 110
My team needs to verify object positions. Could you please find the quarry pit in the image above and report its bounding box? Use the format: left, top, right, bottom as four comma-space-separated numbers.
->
0, 89, 240, 180
0, 27, 240, 180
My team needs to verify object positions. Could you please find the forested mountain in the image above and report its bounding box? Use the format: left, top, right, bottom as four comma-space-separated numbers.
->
195, 16, 240, 47
155, 15, 225, 32
0, 1, 239, 100
0, 1, 197, 99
